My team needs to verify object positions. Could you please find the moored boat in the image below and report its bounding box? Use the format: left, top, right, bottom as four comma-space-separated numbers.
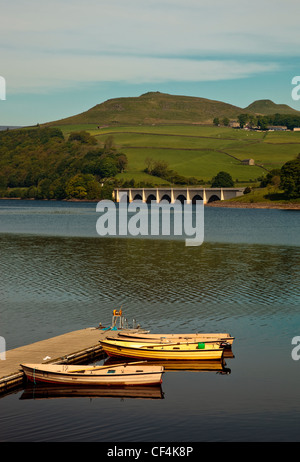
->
100, 338, 224, 361
21, 362, 164, 386
117, 332, 234, 346
106, 336, 228, 349
108, 335, 231, 349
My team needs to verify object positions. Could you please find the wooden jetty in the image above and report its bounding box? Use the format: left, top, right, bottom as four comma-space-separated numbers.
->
0, 327, 145, 395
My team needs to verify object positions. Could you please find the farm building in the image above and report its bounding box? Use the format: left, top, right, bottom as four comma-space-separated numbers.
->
241, 159, 255, 165
268, 126, 287, 131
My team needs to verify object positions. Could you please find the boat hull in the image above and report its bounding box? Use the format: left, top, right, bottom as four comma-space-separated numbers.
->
100, 340, 224, 361
21, 363, 164, 386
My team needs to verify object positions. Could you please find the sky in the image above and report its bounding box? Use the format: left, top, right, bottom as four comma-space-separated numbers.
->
1, 0, 300, 126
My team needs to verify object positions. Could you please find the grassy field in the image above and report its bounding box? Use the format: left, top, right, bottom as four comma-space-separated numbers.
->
55, 124, 300, 185
226, 186, 300, 204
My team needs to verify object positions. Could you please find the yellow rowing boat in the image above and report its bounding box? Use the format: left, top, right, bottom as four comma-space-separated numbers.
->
100, 338, 224, 361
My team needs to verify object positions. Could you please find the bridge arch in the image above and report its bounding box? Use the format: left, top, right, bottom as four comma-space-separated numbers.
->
146, 194, 157, 204
207, 194, 220, 203
192, 194, 203, 204
160, 194, 171, 203
176, 194, 186, 204
133, 193, 143, 201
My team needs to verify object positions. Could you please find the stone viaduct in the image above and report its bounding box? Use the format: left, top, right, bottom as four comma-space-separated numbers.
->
113, 187, 244, 204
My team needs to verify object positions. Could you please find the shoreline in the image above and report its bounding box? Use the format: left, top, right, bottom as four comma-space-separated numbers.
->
0, 197, 300, 210
206, 201, 300, 210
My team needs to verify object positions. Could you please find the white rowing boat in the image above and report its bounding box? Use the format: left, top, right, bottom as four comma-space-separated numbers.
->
21, 362, 164, 386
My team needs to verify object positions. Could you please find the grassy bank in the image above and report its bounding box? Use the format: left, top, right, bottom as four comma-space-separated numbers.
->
206, 186, 300, 209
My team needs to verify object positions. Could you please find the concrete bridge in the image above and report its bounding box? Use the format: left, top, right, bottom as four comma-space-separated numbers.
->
113, 187, 244, 204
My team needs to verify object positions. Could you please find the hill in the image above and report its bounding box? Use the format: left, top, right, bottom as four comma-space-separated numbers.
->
46, 92, 300, 127
244, 99, 299, 115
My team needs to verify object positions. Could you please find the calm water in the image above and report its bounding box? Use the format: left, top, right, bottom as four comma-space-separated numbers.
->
0, 200, 299, 442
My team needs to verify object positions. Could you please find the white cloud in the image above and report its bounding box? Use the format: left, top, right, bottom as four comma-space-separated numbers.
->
1, 0, 299, 55
0, 0, 299, 93
2, 50, 279, 93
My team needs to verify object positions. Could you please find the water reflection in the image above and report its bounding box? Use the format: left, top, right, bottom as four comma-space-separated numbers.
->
1, 235, 299, 307
20, 384, 165, 401
103, 357, 232, 372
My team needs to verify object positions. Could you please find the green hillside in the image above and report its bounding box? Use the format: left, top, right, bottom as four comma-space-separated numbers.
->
52, 123, 300, 185
90, 125, 300, 184
244, 99, 299, 115
46, 92, 300, 127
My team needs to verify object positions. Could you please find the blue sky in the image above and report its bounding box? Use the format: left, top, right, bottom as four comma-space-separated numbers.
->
1, 0, 300, 126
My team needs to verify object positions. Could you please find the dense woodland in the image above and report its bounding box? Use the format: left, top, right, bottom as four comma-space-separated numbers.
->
241, 113, 300, 130
214, 113, 300, 130
0, 127, 127, 200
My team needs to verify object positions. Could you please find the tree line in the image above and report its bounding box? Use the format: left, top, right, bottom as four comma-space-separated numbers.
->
214, 113, 300, 130
0, 128, 127, 200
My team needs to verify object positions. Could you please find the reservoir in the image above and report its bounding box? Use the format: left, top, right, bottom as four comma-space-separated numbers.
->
0, 200, 299, 442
